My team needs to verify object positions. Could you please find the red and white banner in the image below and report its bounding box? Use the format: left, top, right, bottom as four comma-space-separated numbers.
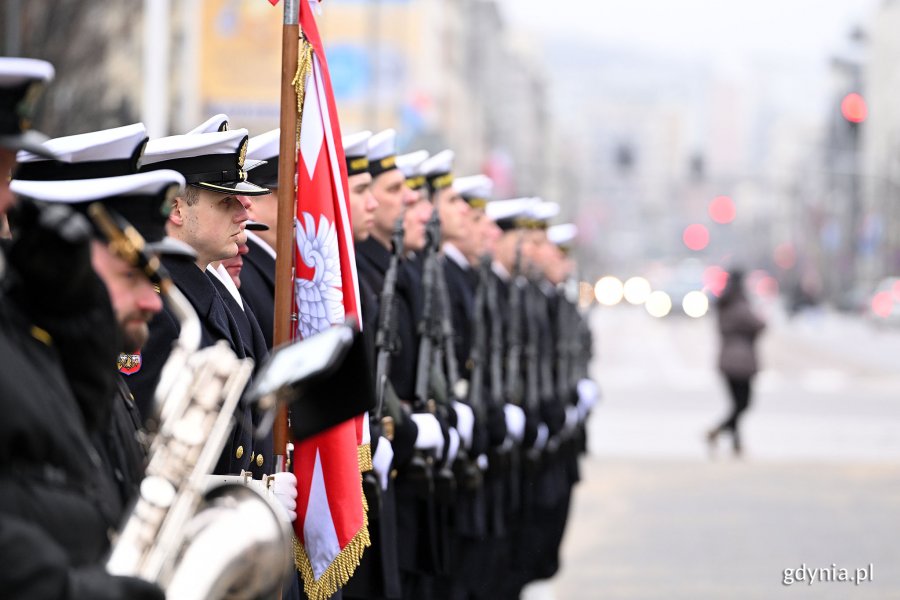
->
290, 1, 368, 598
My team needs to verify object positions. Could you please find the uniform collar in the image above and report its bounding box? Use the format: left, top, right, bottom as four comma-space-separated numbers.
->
442, 242, 470, 271
246, 230, 276, 260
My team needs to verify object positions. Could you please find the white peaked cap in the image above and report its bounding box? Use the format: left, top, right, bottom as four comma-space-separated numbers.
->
10, 169, 185, 203
528, 200, 560, 223
141, 129, 250, 165
185, 113, 229, 135
453, 174, 493, 198
396, 150, 429, 178
343, 130, 372, 158
367, 128, 397, 162
17, 123, 147, 165
248, 128, 280, 161
0, 57, 54, 85
419, 149, 454, 177
485, 197, 540, 222
548, 223, 577, 246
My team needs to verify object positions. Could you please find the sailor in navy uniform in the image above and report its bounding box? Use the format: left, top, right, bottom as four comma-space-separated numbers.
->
357, 131, 447, 600
127, 127, 270, 476
241, 127, 281, 350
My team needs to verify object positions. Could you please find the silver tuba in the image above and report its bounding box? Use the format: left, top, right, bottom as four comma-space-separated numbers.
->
91, 203, 293, 600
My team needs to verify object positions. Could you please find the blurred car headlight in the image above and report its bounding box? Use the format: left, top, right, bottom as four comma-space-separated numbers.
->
645, 290, 672, 318
682, 290, 709, 318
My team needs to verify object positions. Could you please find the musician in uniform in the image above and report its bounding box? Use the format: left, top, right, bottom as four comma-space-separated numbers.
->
0, 58, 166, 596
13, 122, 187, 508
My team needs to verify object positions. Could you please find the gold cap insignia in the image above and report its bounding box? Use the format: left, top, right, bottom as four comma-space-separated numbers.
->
238, 139, 248, 169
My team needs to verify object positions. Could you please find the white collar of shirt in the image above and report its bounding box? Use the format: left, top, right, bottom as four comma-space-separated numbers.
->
492, 261, 511, 282
246, 230, 277, 260
442, 242, 470, 270
207, 263, 244, 309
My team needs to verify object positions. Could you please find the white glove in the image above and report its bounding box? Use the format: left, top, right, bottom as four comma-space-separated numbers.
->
445, 428, 460, 464
504, 404, 526, 443
272, 471, 298, 523
411, 412, 444, 455
476, 453, 489, 471
453, 401, 475, 450
564, 405, 580, 433
577, 378, 599, 421
534, 423, 549, 451
372, 437, 394, 491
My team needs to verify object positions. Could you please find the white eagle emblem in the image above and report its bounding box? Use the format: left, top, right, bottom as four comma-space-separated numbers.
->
294, 213, 345, 339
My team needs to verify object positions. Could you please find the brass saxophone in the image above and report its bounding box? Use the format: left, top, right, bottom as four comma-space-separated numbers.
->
91, 204, 293, 600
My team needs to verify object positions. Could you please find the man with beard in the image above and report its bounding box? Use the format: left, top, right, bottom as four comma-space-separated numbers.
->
12, 121, 185, 508
2, 80, 174, 596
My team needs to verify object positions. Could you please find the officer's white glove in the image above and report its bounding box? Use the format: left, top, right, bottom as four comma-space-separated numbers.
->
453, 401, 475, 450
411, 412, 444, 455
476, 453, 489, 471
564, 405, 580, 433
272, 472, 298, 523
504, 404, 526, 443
577, 378, 599, 421
445, 428, 460, 464
534, 423, 549, 451
372, 437, 394, 491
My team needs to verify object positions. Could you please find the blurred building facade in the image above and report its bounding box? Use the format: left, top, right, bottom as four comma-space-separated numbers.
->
316, 0, 552, 196
861, 1, 900, 286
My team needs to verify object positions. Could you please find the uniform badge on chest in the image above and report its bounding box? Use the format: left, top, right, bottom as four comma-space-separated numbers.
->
117, 352, 142, 375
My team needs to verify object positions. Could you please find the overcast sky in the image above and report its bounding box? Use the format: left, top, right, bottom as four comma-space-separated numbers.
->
498, 0, 880, 68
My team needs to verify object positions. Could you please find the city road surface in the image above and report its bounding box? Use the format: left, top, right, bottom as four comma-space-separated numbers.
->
524, 302, 900, 599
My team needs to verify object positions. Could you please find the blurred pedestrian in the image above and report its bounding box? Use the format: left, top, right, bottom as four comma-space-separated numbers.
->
706, 269, 765, 457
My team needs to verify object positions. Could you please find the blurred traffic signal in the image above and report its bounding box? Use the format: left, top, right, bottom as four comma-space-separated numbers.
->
840, 92, 867, 124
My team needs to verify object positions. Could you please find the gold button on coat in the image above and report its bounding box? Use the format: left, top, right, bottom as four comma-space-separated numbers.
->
256, 454, 264, 467
236, 446, 244, 459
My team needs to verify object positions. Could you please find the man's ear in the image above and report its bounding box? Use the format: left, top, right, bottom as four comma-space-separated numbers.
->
168, 196, 186, 227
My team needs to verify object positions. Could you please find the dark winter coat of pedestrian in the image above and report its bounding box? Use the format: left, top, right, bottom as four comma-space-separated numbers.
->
707, 270, 765, 457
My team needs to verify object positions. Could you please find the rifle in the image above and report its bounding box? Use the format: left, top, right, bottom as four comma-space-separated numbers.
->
504, 238, 524, 408
480, 254, 511, 476
434, 251, 482, 491
373, 217, 407, 439
414, 209, 460, 497
365, 217, 407, 516
410, 210, 442, 496
522, 272, 544, 471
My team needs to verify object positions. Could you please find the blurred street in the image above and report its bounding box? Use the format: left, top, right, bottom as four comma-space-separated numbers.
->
526, 303, 900, 599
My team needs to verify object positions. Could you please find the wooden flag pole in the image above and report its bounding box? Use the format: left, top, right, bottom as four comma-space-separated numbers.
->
273, 0, 300, 472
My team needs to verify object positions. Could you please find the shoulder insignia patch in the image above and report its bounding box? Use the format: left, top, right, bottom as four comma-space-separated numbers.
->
118, 352, 142, 375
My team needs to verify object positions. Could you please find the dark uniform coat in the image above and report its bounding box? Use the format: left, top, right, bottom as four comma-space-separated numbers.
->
356, 238, 443, 595
343, 248, 403, 600
0, 250, 122, 598
92, 378, 147, 508
241, 235, 276, 350
207, 271, 274, 479
123, 255, 256, 475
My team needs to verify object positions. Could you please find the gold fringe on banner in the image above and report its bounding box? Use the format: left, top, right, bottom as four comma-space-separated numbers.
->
291, 38, 314, 143
358, 443, 373, 473
293, 474, 371, 600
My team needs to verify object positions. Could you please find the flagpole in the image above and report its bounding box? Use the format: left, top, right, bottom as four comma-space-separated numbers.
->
273, 0, 300, 472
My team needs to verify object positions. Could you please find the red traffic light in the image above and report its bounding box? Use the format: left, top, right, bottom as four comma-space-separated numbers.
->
841, 93, 867, 124
708, 195, 735, 224
683, 223, 709, 251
